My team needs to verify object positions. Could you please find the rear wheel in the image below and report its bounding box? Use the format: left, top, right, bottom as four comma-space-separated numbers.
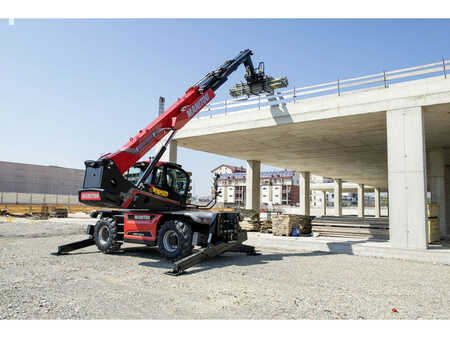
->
94, 217, 122, 253
157, 219, 193, 260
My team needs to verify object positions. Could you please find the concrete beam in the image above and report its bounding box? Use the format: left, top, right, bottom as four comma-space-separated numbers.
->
374, 188, 381, 218
245, 160, 260, 211
387, 106, 428, 249
299, 172, 311, 216
429, 148, 447, 237
334, 179, 342, 216
357, 184, 365, 218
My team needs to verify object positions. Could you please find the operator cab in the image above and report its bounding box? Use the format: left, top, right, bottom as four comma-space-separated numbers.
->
124, 161, 190, 203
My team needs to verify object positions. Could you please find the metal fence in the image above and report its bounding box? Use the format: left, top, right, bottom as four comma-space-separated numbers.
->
199, 58, 449, 117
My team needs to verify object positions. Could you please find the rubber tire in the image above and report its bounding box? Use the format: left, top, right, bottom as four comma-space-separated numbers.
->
157, 219, 193, 260
94, 217, 122, 253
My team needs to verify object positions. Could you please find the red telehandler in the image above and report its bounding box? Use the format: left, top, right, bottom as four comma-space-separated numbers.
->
55, 49, 288, 275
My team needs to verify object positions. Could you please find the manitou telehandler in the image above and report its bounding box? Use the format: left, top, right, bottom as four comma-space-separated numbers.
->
55, 49, 288, 275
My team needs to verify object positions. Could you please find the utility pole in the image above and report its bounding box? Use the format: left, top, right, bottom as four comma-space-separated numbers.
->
158, 96, 165, 116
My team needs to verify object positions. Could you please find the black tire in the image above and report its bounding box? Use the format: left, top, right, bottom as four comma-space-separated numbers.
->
157, 219, 193, 260
94, 217, 122, 253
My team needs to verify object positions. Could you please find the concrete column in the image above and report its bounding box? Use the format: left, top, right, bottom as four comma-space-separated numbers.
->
299, 172, 310, 216
334, 179, 342, 216
160, 139, 178, 163
321, 190, 327, 216
374, 188, 381, 218
387, 106, 428, 249
429, 149, 447, 238
357, 184, 365, 218
245, 160, 260, 210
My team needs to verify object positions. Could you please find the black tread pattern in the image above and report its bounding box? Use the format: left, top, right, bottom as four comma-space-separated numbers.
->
94, 217, 122, 253
157, 219, 193, 260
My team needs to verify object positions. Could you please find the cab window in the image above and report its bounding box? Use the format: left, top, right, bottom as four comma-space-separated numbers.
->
165, 167, 189, 199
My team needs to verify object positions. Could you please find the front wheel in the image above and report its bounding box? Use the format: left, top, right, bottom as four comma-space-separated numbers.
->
94, 217, 122, 253
157, 219, 193, 260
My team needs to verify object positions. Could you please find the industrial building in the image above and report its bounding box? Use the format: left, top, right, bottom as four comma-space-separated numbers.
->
0, 161, 84, 205
0, 161, 84, 195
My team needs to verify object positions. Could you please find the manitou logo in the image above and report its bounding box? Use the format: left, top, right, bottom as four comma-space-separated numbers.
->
186, 92, 210, 118
80, 192, 101, 200
133, 215, 153, 220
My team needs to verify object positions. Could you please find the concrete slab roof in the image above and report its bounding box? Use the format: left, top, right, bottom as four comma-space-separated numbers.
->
175, 76, 450, 189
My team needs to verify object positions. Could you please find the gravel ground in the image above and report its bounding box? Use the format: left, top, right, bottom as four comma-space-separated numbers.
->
0, 216, 449, 319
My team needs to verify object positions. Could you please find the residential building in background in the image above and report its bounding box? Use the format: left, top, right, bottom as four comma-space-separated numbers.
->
211, 164, 299, 207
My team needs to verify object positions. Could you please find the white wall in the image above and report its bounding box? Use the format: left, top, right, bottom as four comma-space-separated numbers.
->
272, 185, 282, 204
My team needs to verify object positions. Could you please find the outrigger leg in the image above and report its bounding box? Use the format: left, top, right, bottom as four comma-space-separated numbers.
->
165, 231, 258, 276
52, 225, 96, 255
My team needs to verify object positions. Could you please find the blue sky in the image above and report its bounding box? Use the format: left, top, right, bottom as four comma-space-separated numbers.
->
1, 19, 450, 196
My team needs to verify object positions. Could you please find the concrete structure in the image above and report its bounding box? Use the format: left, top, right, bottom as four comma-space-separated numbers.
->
334, 179, 343, 217
245, 160, 260, 210
164, 61, 450, 251
0, 161, 84, 195
357, 184, 365, 217
374, 188, 381, 218
299, 172, 310, 215
246, 232, 450, 266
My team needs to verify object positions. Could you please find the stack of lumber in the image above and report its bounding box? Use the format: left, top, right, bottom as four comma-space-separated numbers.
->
272, 214, 314, 236
427, 203, 440, 244
239, 210, 261, 231
311, 216, 389, 239
260, 219, 272, 233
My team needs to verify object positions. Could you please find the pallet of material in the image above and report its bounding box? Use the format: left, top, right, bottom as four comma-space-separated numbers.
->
312, 216, 389, 229
260, 219, 272, 233
272, 214, 315, 236
428, 218, 440, 243
239, 209, 260, 231
311, 216, 389, 239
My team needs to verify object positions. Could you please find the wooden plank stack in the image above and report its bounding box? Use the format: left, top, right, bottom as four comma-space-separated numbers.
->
260, 219, 272, 233
311, 216, 389, 239
239, 209, 261, 231
427, 203, 440, 244
272, 214, 314, 236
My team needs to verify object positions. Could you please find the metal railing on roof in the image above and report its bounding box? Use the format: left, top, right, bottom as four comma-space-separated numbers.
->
198, 58, 449, 117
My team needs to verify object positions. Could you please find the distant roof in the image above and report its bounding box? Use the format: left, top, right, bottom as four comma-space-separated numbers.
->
211, 164, 246, 173
218, 170, 296, 180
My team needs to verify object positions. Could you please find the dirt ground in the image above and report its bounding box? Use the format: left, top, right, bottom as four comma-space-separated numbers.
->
0, 216, 449, 319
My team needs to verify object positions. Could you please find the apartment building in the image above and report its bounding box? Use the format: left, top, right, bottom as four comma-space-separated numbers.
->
211, 164, 299, 207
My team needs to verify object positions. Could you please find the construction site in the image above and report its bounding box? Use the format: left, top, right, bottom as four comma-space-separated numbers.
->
1, 17, 450, 322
